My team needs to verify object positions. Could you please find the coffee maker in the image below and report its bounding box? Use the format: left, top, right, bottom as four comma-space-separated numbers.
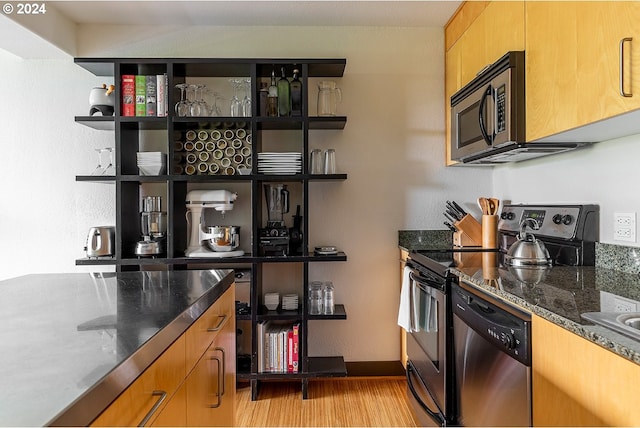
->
185, 190, 243, 258
259, 184, 290, 256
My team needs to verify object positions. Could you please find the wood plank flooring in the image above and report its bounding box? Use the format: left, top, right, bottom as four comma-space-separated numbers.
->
235, 378, 419, 427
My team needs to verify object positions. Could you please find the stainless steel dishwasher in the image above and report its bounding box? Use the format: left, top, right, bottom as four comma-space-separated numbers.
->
452, 282, 532, 427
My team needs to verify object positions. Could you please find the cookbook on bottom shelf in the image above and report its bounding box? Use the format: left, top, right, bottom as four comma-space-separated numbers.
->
257, 321, 300, 373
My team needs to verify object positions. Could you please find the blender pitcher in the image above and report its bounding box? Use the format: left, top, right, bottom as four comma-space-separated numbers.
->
317, 81, 342, 116
264, 184, 289, 227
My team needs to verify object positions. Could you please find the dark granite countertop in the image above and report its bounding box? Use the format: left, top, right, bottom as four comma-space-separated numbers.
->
453, 263, 640, 365
0, 269, 234, 427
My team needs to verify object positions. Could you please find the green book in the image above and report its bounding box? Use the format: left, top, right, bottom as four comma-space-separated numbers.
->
135, 75, 146, 116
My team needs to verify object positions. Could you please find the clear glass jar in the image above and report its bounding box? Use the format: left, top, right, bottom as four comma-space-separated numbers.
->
309, 281, 323, 315
323, 282, 335, 315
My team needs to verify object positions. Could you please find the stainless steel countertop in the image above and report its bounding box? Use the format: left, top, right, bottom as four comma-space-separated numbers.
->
0, 269, 234, 427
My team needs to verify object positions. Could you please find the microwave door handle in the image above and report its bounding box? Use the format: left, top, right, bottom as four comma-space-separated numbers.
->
478, 84, 494, 146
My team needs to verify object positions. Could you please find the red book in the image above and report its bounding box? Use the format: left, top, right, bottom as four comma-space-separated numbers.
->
121, 75, 135, 116
287, 329, 294, 373
292, 324, 299, 373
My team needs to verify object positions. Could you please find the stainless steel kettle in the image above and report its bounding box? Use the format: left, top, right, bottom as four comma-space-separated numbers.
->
85, 226, 115, 258
505, 218, 552, 266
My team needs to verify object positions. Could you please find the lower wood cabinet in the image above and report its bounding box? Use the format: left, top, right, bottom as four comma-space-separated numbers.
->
532, 314, 640, 426
91, 285, 235, 427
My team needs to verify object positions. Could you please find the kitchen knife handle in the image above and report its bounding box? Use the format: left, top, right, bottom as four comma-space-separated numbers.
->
620, 37, 633, 97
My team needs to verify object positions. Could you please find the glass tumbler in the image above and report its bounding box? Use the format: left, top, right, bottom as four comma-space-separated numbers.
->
310, 149, 322, 174
324, 149, 336, 174
323, 282, 335, 315
309, 281, 324, 315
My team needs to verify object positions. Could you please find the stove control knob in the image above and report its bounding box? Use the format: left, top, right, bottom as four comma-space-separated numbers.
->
552, 214, 563, 224
500, 332, 514, 350
501, 212, 515, 220
269, 229, 279, 237
562, 215, 573, 225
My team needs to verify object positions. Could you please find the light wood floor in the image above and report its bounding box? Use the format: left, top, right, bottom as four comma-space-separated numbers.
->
235, 378, 419, 427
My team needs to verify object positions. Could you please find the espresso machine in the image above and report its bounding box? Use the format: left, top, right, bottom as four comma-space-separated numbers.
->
259, 184, 290, 256
135, 196, 167, 257
185, 190, 244, 258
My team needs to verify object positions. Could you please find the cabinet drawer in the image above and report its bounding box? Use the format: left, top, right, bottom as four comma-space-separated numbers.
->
91, 335, 186, 427
185, 286, 235, 372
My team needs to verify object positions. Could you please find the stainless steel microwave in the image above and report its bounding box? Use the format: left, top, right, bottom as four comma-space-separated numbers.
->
450, 51, 584, 165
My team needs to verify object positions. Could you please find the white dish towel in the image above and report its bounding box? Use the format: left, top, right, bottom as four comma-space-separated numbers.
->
398, 265, 414, 332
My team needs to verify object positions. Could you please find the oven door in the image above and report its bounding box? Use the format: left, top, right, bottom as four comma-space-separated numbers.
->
406, 268, 448, 425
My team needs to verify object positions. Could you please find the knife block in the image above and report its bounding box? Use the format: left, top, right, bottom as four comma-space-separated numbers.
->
453, 214, 482, 247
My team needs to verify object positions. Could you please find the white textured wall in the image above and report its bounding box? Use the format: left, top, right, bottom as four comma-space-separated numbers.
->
492, 133, 640, 246
0, 26, 493, 362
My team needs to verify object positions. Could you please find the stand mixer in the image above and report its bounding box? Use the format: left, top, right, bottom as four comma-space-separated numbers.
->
185, 190, 244, 258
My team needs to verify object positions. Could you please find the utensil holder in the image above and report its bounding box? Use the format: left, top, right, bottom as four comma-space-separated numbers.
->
482, 215, 498, 249
453, 214, 482, 247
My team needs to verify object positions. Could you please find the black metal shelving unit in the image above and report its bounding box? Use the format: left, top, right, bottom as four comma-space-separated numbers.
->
74, 57, 348, 400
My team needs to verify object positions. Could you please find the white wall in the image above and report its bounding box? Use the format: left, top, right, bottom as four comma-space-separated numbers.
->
492, 133, 640, 246
0, 26, 492, 362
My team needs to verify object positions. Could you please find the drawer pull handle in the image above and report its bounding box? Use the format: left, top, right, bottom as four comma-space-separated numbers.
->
138, 390, 167, 427
619, 37, 633, 97
208, 356, 222, 408
207, 314, 228, 332
214, 346, 226, 396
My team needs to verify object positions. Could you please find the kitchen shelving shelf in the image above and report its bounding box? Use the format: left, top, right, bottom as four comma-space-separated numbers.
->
73, 57, 348, 400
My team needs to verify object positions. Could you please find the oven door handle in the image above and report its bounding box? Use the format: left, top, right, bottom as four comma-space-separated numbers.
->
406, 364, 445, 426
409, 271, 441, 291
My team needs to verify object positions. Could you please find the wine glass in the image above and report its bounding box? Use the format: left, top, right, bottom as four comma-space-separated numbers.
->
174, 84, 189, 117
229, 78, 242, 117
189, 84, 205, 117
196, 85, 209, 117
242, 78, 252, 117
102, 148, 115, 176
206, 89, 223, 116
91, 148, 106, 175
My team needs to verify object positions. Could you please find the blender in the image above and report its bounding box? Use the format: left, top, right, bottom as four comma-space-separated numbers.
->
259, 184, 290, 256
185, 190, 244, 258
135, 196, 167, 257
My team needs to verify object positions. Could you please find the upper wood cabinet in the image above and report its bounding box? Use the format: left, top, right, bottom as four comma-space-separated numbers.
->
444, 1, 524, 165
525, 1, 640, 141
532, 314, 640, 426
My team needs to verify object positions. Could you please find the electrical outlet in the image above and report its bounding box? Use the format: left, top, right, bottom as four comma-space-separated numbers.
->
614, 212, 636, 242
614, 297, 637, 313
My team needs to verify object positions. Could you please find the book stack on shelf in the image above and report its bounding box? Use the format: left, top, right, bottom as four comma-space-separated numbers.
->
257, 321, 300, 373
122, 74, 168, 117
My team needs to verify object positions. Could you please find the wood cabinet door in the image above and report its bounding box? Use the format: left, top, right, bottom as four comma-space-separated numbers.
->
185, 313, 235, 427
532, 315, 640, 426
91, 336, 186, 427
577, 2, 640, 126
526, 1, 640, 141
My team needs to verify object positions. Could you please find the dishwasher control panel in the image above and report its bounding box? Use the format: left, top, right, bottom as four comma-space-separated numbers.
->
452, 283, 531, 366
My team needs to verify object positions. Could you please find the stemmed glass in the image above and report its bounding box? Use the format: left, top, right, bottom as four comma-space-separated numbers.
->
102, 148, 115, 175
188, 84, 206, 117
206, 89, 223, 116
91, 148, 106, 175
174, 84, 189, 117
242, 78, 252, 117
229, 78, 242, 117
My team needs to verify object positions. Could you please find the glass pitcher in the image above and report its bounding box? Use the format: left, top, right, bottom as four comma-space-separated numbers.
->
317, 81, 342, 116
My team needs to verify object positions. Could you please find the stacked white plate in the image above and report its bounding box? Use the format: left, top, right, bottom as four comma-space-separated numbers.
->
264, 292, 280, 311
282, 294, 299, 311
137, 152, 166, 175
257, 152, 302, 175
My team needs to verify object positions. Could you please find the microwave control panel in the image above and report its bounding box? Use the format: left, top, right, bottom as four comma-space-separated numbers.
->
495, 84, 506, 134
